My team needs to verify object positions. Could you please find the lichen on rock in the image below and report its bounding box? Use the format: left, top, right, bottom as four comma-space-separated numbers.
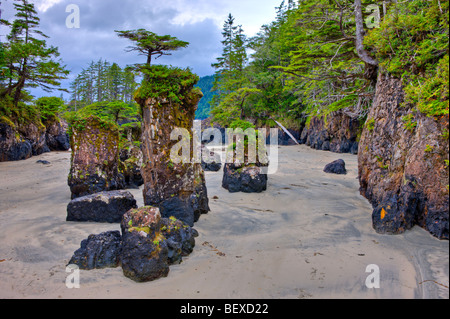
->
67, 116, 125, 199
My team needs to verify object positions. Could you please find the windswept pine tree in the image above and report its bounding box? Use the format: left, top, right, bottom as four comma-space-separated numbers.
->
115, 29, 189, 71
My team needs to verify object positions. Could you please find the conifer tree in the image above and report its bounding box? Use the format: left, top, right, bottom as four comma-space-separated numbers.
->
115, 29, 189, 69
0, 0, 68, 105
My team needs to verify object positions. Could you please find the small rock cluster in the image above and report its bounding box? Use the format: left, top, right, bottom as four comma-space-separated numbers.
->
68, 206, 198, 283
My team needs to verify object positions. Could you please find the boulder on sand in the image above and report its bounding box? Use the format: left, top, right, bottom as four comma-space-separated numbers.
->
67, 231, 122, 270
66, 190, 137, 223
222, 163, 268, 193
120, 206, 170, 282
323, 159, 347, 175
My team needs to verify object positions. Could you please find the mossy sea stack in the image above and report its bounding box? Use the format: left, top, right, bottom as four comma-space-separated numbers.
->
67, 116, 125, 199
135, 65, 210, 226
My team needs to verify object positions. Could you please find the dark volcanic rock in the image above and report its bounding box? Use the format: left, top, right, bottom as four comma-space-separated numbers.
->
120, 207, 170, 282
68, 231, 122, 270
266, 128, 302, 146
222, 163, 268, 193
160, 217, 198, 264
36, 160, 51, 165
119, 142, 144, 188
1, 119, 70, 163
299, 112, 361, 155
323, 159, 347, 175
66, 190, 137, 223
0, 123, 34, 162
46, 120, 70, 151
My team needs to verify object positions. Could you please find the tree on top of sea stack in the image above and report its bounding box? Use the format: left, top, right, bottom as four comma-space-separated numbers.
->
115, 29, 189, 68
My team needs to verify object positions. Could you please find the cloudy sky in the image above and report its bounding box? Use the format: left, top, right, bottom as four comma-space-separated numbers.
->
1, 0, 282, 98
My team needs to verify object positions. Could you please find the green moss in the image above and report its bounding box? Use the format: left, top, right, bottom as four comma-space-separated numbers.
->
134, 65, 200, 104
129, 226, 151, 234
366, 118, 375, 132
365, 0, 449, 118
0, 115, 15, 128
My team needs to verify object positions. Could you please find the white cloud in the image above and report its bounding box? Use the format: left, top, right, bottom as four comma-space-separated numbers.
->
32, 0, 64, 12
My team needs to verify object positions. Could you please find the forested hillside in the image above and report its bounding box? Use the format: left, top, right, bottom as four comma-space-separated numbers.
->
195, 75, 216, 120
209, 0, 448, 132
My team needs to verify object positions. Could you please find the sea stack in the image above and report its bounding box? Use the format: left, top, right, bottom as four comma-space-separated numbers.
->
135, 66, 210, 226
67, 116, 125, 199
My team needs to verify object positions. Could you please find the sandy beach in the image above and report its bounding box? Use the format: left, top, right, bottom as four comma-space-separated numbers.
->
0, 145, 448, 299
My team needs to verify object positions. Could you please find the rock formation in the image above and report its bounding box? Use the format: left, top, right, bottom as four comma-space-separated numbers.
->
358, 72, 449, 239
299, 111, 361, 154
119, 142, 144, 188
120, 206, 170, 282
136, 70, 209, 227
68, 231, 122, 270
67, 206, 198, 282
323, 159, 347, 175
0, 118, 70, 162
222, 163, 268, 193
160, 216, 198, 264
67, 116, 125, 199
201, 144, 222, 172
222, 131, 269, 193
66, 190, 137, 223
45, 119, 70, 151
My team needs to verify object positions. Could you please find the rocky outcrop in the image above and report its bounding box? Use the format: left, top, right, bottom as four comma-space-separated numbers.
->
66, 190, 137, 223
0, 118, 70, 162
137, 84, 209, 227
68, 231, 122, 270
160, 217, 199, 265
67, 206, 198, 282
45, 119, 70, 151
266, 127, 302, 146
358, 72, 449, 239
0, 122, 33, 161
299, 112, 361, 154
67, 116, 125, 199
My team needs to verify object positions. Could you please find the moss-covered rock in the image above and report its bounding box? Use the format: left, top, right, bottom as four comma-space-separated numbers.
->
68, 116, 125, 199
137, 65, 209, 226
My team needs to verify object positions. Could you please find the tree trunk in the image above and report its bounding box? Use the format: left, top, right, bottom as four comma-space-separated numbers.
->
354, 0, 378, 66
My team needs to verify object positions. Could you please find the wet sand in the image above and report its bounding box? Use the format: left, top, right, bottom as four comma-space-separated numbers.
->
0, 145, 448, 299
